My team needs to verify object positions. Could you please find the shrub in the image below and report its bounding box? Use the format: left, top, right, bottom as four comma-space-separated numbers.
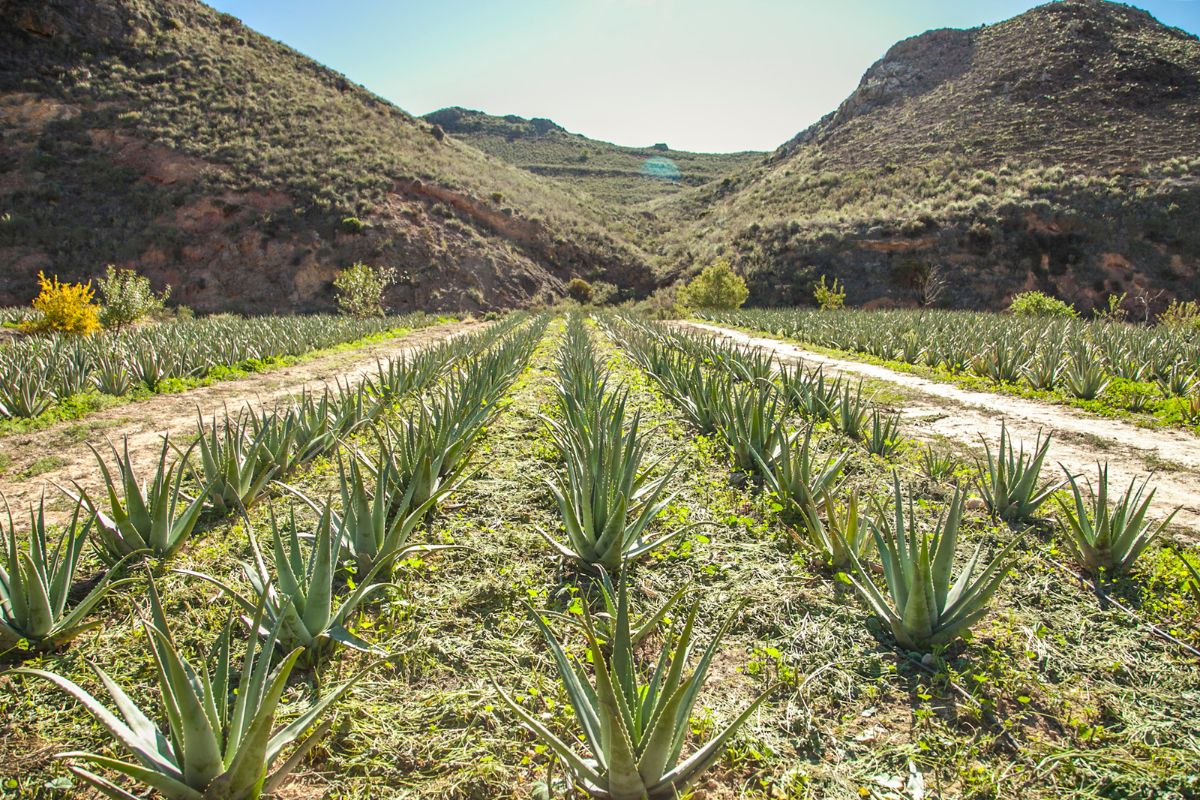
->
96, 265, 171, 331
565, 277, 593, 303
590, 280, 618, 306
1159, 299, 1200, 331
25, 272, 101, 335
636, 284, 687, 320
681, 258, 749, 310
813, 274, 845, 310
333, 262, 396, 318
340, 216, 367, 234
1097, 292, 1128, 323
1008, 290, 1077, 318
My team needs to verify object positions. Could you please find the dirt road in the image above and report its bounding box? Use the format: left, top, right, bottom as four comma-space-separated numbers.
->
0, 322, 477, 519
682, 322, 1200, 535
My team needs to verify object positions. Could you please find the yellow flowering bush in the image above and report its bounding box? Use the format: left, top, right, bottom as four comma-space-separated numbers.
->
25, 271, 102, 335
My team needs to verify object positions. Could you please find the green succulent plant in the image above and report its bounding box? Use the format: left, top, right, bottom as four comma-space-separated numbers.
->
1057, 463, 1177, 577
541, 392, 685, 571
847, 476, 1016, 652
181, 502, 411, 666
66, 436, 210, 563
494, 575, 770, 800
974, 423, 1060, 523
14, 578, 362, 800
1, 495, 135, 651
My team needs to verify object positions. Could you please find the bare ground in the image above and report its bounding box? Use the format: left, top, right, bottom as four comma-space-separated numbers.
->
681, 322, 1200, 536
0, 322, 479, 521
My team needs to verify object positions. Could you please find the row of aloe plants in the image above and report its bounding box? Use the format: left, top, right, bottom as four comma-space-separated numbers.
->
608, 317, 903, 461
606, 316, 1181, 654
2, 318, 523, 652
1, 318, 547, 800
0, 310, 439, 420
492, 316, 770, 800
696, 308, 1200, 419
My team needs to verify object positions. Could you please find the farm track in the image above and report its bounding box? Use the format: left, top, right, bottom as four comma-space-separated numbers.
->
0, 321, 480, 520
681, 322, 1200, 536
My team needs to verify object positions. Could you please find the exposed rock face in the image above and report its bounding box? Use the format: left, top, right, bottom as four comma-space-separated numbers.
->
0, 0, 654, 312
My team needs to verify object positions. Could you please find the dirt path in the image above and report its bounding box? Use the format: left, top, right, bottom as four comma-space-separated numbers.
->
682, 322, 1200, 535
0, 322, 479, 519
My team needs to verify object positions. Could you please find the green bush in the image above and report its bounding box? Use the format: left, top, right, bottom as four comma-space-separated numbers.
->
590, 280, 618, 306
96, 265, 171, 331
333, 262, 396, 318
813, 274, 846, 310
636, 284, 687, 320
680, 259, 748, 310
565, 277, 593, 304
1008, 290, 1077, 318
340, 216, 367, 234
1159, 299, 1200, 331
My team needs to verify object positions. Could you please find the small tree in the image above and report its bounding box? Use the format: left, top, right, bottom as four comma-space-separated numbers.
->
565, 277, 593, 304
1008, 290, 1077, 318
813, 275, 846, 310
333, 263, 396, 318
681, 259, 749, 310
25, 272, 101, 335
96, 266, 171, 331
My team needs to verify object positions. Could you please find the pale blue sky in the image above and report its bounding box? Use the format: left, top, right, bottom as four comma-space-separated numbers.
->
206, 0, 1200, 153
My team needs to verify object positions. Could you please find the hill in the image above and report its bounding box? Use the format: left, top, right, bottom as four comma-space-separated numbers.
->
660, 0, 1200, 311
0, 0, 656, 313
424, 107, 763, 207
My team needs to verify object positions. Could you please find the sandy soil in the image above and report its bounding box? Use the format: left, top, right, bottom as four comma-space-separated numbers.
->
681, 322, 1200, 535
0, 322, 478, 520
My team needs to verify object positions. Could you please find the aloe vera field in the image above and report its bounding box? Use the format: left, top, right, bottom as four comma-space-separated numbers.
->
0, 305, 1197, 800
4, 0, 1200, 797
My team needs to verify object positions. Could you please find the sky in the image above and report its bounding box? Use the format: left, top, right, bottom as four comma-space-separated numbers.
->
206, 0, 1200, 153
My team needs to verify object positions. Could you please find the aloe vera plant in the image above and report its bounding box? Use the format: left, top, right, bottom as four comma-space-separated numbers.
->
919, 444, 959, 483
866, 409, 902, 456
541, 393, 685, 570
0, 363, 55, 419
16, 579, 360, 800
832, 381, 870, 441
190, 410, 277, 516
794, 491, 874, 571
305, 448, 454, 575
1, 496, 135, 651
1063, 346, 1111, 400
66, 437, 210, 563
1056, 464, 1177, 577
974, 424, 1059, 523
778, 364, 840, 421
846, 477, 1016, 652
716, 380, 780, 472
494, 576, 770, 800
755, 424, 847, 529
182, 503, 400, 665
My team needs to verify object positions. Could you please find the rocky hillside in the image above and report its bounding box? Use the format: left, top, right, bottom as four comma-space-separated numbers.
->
0, 0, 656, 313
425, 107, 762, 207
660, 0, 1200, 311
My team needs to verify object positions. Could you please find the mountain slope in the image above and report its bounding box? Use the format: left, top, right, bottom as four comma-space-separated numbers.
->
0, 0, 655, 312
662, 0, 1200, 311
424, 107, 763, 207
